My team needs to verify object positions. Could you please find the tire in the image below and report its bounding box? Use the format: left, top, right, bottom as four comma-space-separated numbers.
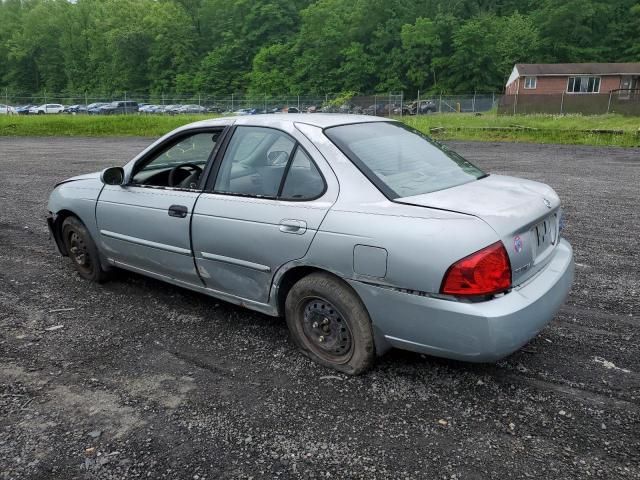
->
61, 216, 108, 283
285, 272, 375, 375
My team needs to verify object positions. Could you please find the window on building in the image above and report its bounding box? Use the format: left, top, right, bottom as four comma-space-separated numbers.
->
567, 76, 601, 93
524, 77, 537, 89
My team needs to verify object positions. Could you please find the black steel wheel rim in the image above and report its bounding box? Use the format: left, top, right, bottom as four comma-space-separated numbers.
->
300, 297, 353, 363
68, 231, 92, 275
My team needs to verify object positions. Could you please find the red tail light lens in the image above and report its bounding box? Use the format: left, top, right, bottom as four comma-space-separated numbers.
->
440, 242, 512, 296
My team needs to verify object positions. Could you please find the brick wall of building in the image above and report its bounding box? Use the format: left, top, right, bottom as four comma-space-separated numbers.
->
509, 75, 623, 95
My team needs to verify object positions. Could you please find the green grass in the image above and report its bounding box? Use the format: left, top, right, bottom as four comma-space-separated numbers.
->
1, 112, 639, 147
0, 114, 218, 137
404, 113, 640, 147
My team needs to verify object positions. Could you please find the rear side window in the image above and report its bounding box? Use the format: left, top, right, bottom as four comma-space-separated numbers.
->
280, 149, 325, 200
325, 122, 485, 199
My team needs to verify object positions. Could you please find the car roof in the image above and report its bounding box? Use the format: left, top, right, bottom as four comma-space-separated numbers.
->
185, 113, 394, 130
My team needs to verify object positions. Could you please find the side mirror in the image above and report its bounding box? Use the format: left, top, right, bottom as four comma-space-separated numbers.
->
100, 166, 125, 185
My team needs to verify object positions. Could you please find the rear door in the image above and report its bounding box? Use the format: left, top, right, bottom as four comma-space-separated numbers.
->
191, 124, 338, 303
96, 128, 224, 285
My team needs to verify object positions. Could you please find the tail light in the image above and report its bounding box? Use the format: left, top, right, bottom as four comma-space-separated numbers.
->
440, 242, 512, 297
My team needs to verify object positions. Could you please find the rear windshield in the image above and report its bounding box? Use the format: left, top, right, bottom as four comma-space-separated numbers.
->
324, 122, 485, 199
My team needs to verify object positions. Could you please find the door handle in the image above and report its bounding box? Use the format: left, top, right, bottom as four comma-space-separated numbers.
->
279, 219, 307, 234
168, 205, 188, 218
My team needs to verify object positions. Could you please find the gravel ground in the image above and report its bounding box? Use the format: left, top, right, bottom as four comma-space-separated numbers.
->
0, 137, 638, 480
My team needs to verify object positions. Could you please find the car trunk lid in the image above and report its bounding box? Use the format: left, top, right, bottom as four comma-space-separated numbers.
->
397, 174, 562, 285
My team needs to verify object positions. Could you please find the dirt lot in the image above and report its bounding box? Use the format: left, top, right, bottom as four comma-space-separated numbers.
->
0, 137, 638, 479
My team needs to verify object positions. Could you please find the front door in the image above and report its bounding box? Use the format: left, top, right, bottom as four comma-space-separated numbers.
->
96, 129, 223, 285
191, 125, 337, 303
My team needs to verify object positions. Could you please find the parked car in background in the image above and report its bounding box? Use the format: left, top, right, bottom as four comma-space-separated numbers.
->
138, 104, 158, 114
407, 100, 437, 115
163, 104, 184, 115
46, 114, 573, 375
0, 104, 17, 115
233, 108, 258, 115
98, 101, 139, 115
15, 105, 34, 115
177, 104, 207, 114
87, 103, 110, 114
64, 104, 87, 114
29, 104, 64, 114
363, 104, 388, 116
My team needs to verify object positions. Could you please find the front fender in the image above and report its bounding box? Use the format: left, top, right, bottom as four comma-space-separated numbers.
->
47, 178, 105, 262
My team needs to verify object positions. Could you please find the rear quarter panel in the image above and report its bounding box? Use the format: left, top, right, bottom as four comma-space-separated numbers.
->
294, 121, 500, 294
306, 205, 499, 294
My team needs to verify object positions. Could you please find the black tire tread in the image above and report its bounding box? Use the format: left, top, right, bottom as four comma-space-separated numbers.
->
61, 215, 108, 283
285, 272, 375, 375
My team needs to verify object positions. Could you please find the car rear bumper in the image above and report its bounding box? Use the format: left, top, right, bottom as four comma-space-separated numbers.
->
348, 238, 574, 362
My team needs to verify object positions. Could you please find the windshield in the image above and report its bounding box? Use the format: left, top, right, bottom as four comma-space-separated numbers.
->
324, 122, 485, 199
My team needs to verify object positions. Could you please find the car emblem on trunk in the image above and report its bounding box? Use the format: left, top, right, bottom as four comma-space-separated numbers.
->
514, 235, 523, 253
543, 198, 552, 209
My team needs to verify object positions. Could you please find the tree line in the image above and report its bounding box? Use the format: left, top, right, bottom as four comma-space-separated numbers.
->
0, 0, 639, 96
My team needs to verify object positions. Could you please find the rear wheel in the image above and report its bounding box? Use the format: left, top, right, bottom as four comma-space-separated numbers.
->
61, 216, 108, 283
285, 272, 375, 375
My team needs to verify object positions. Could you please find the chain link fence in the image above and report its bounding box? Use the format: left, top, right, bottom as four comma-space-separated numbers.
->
498, 90, 640, 116
0, 90, 500, 116
5, 90, 640, 116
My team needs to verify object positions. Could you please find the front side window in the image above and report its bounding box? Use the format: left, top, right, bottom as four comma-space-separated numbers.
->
567, 76, 601, 93
325, 122, 485, 199
132, 131, 221, 188
524, 76, 537, 89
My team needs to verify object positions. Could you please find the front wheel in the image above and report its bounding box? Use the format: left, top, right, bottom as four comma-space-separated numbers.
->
285, 272, 375, 375
61, 216, 108, 283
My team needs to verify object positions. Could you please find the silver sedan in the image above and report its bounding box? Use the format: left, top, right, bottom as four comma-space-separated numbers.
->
46, 114, 574, 374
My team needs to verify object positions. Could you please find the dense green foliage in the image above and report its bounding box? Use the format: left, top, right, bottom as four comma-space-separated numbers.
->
1, 0, 639, 96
